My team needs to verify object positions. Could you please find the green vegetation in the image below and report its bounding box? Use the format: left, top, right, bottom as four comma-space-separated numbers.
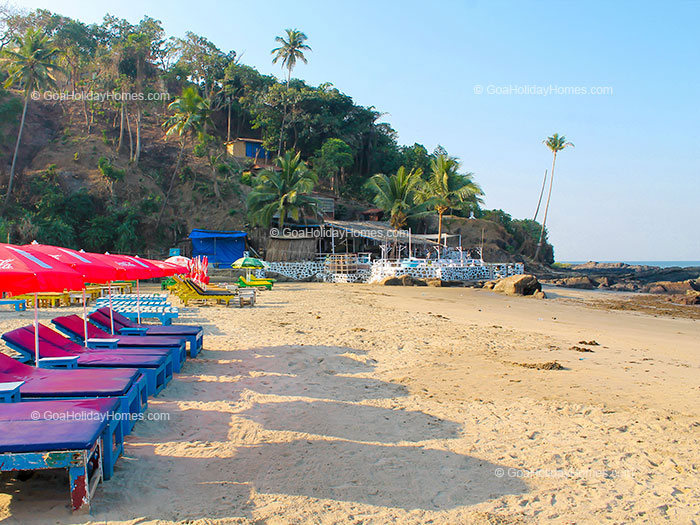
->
365, 166, 430, 229
2, 27, 62, 209
247, 151, 319, 228
158, 86, 211, 227
418, 154, 483, 254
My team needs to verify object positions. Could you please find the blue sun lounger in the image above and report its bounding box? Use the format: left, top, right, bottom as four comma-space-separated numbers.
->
36, 323, 185, 374
0, 353, 147, 435
2, 326, 173, 397
0, 298, 26, 311
52, 314, 186, 370
0, 397, 123, 512
91, 307, 203, 357
0, 397, 124, 481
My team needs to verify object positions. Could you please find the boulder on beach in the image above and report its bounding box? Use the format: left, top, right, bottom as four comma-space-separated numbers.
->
379, 274, 427, 286
642, 280, 697, 295
558, 276, 596, 289
492, 274, 542, 296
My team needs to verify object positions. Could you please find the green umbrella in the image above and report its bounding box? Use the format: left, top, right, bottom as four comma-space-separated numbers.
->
232, 256, 265, 280
231, 256, 265, 269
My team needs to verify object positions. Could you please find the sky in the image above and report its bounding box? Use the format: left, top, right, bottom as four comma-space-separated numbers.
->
9, 0, 700, 261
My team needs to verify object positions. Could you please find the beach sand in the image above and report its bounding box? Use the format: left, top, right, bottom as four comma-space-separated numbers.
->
0, 283, 698, 523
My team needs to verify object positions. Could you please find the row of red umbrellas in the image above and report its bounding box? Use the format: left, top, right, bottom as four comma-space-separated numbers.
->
0, 243, 188, 366
0, 244, 187, 293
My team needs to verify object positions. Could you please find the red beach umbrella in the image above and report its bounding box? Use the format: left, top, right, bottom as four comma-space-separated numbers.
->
21, 243, 121, 283
146, 258, 188, 275
21, 243, 127, 344
101, 254, 168, 323
103, 253, 160, 280
0, 243, 85, 296
0, 244, 85, 366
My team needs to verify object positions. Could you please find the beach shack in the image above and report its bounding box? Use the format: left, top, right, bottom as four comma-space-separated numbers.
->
225, 138, 272, 165
188, 229, 247, 268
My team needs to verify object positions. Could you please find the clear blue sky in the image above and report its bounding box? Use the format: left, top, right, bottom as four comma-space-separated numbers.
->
11, 0, 700, 261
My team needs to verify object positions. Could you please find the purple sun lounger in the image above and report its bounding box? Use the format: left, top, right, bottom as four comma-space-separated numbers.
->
91, 307, 203, 357
0, 352, 147, 435
0, 398, 124, 482
36, 323, 184, 373
0, 397, 123, 512
2, 326, 173, 396
52, 314, 186, 369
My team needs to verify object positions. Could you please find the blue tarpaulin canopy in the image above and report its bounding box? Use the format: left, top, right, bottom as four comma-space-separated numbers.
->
188, 229, 247, 267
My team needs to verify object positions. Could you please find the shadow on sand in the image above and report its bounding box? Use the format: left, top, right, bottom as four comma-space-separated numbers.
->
1, 342, 528, 521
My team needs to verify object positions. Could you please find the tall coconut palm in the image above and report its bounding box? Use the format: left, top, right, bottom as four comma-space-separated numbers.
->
366, 166, 430, 229
271, 29, 310, 156
156, 86, 211, 229
2, 28, 63, 211
271, 29, 311, 84
534, 133, 574, 260
247, 151, 319, 228
419, 154, 483, 255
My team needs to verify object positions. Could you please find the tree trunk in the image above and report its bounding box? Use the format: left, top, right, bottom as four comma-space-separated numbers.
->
534, 152, 557, 260
3, 90, 30, 213
227, 100, 231, 142
212, 163, 222, 202
134, 105, 142, 165
125, 105, 134, 162
533, 169, 547, 221
437, 208, 445, 258
117, 103, 125, 152
277, 106, 287, 156
155, 140, 185, 230
82, 94, 89, 132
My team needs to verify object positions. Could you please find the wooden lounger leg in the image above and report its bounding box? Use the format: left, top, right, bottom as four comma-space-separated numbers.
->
68, 441, 102, 513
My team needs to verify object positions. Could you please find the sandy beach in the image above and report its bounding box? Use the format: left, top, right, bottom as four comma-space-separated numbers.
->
1, 283, 699, 524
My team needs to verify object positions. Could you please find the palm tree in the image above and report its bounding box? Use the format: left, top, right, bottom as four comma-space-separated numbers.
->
365, 166, 430, 229
271, 29, 310, 156
247, 151, 319, 228
271, 29, 311, 84
2, 28, 63, 211
419, 154, 483, 255
534, 133, 574, 260
533, 169, 547, 221
156, 86, 211, 229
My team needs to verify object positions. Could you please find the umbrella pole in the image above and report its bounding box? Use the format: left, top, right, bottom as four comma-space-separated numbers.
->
34, 293, 39, 367
83, 288, 88, 347
108, 282, 114, 335
136, 279, 141, 324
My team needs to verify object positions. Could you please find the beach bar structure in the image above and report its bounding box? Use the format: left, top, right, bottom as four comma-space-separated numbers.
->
256, 220, 524, 283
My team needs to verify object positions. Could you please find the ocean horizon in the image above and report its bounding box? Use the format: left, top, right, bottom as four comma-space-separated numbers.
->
560, 261, 700, 269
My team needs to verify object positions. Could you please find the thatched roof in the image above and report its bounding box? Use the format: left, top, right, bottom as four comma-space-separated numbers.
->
324, 220, 439, 246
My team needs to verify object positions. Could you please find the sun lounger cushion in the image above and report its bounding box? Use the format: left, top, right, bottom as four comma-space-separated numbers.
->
3, 327, 168, 368
0, 353, 136, 397
0, 420, 105, 453
96, 308, 202, 336
52, 315, 183, 348
0, 398, 118, 453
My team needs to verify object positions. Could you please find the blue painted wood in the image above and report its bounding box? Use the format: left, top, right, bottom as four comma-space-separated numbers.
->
0, 381, 23, 402
38, 356, 80, 369
0, 442, 101, 513
86, 338, 120, 349
0, 299, 26, 311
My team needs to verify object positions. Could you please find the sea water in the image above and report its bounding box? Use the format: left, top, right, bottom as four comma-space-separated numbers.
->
561, 261, 700, 268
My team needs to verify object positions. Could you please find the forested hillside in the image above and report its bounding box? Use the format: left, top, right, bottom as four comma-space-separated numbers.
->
0, 7, 553, 263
